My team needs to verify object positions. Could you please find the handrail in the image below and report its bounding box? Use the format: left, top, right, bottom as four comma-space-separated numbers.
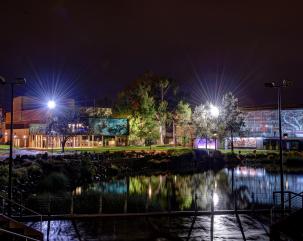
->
271, 190, 303, 224
0, 228, 41, 241
0, 193, 43, 232
272, 191, 303, 207
284, 191, 303, 204
0, 193, 41, 216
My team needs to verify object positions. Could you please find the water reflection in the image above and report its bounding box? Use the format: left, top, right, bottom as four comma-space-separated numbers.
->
80, 166, 303, 212
29, 166, 299, 240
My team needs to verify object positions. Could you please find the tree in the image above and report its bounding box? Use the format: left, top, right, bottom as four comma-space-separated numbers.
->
220, 92, 245, 153
114, 71, 183, 145
175, 101, 192, 146
156, 79, 170, 145
46, 109, 84, 153
192, 102, 218, 149
114, 79, 159, 145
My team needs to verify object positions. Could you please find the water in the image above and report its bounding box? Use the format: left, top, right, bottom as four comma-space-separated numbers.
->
69, 166, 303, 212
28, 166, 303, 240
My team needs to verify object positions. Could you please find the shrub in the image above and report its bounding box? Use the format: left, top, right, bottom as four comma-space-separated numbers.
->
0, 165, 8, 185
38, 172, 69, 193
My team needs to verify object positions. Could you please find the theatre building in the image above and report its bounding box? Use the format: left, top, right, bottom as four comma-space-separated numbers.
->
0, 96, 129, 148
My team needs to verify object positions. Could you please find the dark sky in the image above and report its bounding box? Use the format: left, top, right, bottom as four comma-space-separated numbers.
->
0, 0, 302, 107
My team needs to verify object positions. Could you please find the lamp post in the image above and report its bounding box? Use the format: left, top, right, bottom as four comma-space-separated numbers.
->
47, 100, 56, 156
213, 132, 218, 150
264, 80, 292, 214
206, 104, 219, 150
1, 76, 26, 213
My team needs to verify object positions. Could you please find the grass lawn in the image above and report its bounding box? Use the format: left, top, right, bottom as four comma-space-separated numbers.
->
48, 145, 192, 154
0, 145, 9, 149
0, 145, 9, 154
48, 146, 279, 156
30, 146, 281, 155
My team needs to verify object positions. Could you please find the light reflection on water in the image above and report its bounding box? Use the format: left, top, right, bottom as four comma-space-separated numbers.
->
28, 166, 303, 240
82, 166, 303, 212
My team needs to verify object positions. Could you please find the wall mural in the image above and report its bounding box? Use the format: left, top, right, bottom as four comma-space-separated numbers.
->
89, 118, 129, 136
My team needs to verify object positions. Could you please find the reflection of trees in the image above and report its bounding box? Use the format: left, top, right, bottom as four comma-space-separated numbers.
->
128, 171, 233, 211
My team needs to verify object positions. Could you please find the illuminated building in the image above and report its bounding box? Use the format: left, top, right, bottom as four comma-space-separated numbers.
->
0, 96, 128, 148
230, 106, 303, 150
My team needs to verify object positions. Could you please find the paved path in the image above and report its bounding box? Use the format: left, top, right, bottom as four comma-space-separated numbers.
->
0, 149, 46, 161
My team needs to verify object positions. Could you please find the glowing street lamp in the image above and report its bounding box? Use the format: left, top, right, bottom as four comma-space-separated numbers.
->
210, 104, 219, 118
207, 104, 219, 150
47, 100, 56, 155
47, 100, 56, 110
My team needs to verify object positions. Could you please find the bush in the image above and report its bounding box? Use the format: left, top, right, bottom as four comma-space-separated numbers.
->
27, 164, 43, 179
38, 172, 69, 193
0, 165, 8, 185
267, 152, 279, 161
285, 157, 303, 166
224, 152, 238, 162
13, 167, 28, 184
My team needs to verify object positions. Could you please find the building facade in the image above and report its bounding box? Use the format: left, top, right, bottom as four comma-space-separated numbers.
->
231, 107, 303, 150
0, 96, 129, 149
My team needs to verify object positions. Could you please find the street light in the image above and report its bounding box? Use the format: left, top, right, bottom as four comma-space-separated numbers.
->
264, 79, 292, 214
47, 100, 56, 110
47, 100, 56, 155
1, 76, 26, 214
210, 104, 219, 118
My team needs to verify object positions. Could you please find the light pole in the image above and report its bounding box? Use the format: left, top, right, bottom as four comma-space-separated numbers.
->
0, 76, 26, 212
47, 100, 56, 156
265, 80, 292, 214
213, 132, 218, 150
207, 104, 219, 150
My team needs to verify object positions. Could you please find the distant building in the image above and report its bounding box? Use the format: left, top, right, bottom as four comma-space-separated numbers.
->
229, 106, 303, 150
0, 96, 128, 148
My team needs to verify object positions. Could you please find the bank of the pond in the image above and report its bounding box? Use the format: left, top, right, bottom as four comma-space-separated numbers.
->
1, 149, 303, 203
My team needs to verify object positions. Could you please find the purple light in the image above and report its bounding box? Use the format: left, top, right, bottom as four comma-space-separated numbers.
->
194, 138, 217, 149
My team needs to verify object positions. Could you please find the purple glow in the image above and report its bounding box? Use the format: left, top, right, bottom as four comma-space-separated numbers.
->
194, 138, 217, 149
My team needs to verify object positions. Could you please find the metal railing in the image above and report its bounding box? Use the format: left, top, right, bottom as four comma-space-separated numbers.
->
0, 193, 43, 232
271, 191, 303, 224
0, 228, 41, 241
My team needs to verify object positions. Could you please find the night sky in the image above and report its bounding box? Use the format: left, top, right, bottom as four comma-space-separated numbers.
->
0, 1, 302, 108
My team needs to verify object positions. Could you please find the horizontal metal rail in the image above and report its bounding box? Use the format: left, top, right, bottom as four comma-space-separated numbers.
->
0, 228, 41, 241
0, 193, 43, 232
271, 191, 303, 224
17, 209, 271, 221
0, 193, 41, 216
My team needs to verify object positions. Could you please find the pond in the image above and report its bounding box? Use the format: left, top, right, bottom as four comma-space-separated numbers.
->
27, 165, 303, 240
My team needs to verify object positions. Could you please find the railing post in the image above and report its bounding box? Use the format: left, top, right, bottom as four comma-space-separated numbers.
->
70, 195, 74, 215
288, 192, 291, 212
99, 195, 102, 214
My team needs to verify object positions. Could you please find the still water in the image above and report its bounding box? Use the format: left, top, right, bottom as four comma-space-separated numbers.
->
29, 166, 303, 240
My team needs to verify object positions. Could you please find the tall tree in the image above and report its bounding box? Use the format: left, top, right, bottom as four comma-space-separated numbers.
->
114, 79, 159, 145
114, 71, 179, 145
192, 102, 218, 149
154, 78, 172, 145
175, 100, 192, 146
220, 92, 245, 153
